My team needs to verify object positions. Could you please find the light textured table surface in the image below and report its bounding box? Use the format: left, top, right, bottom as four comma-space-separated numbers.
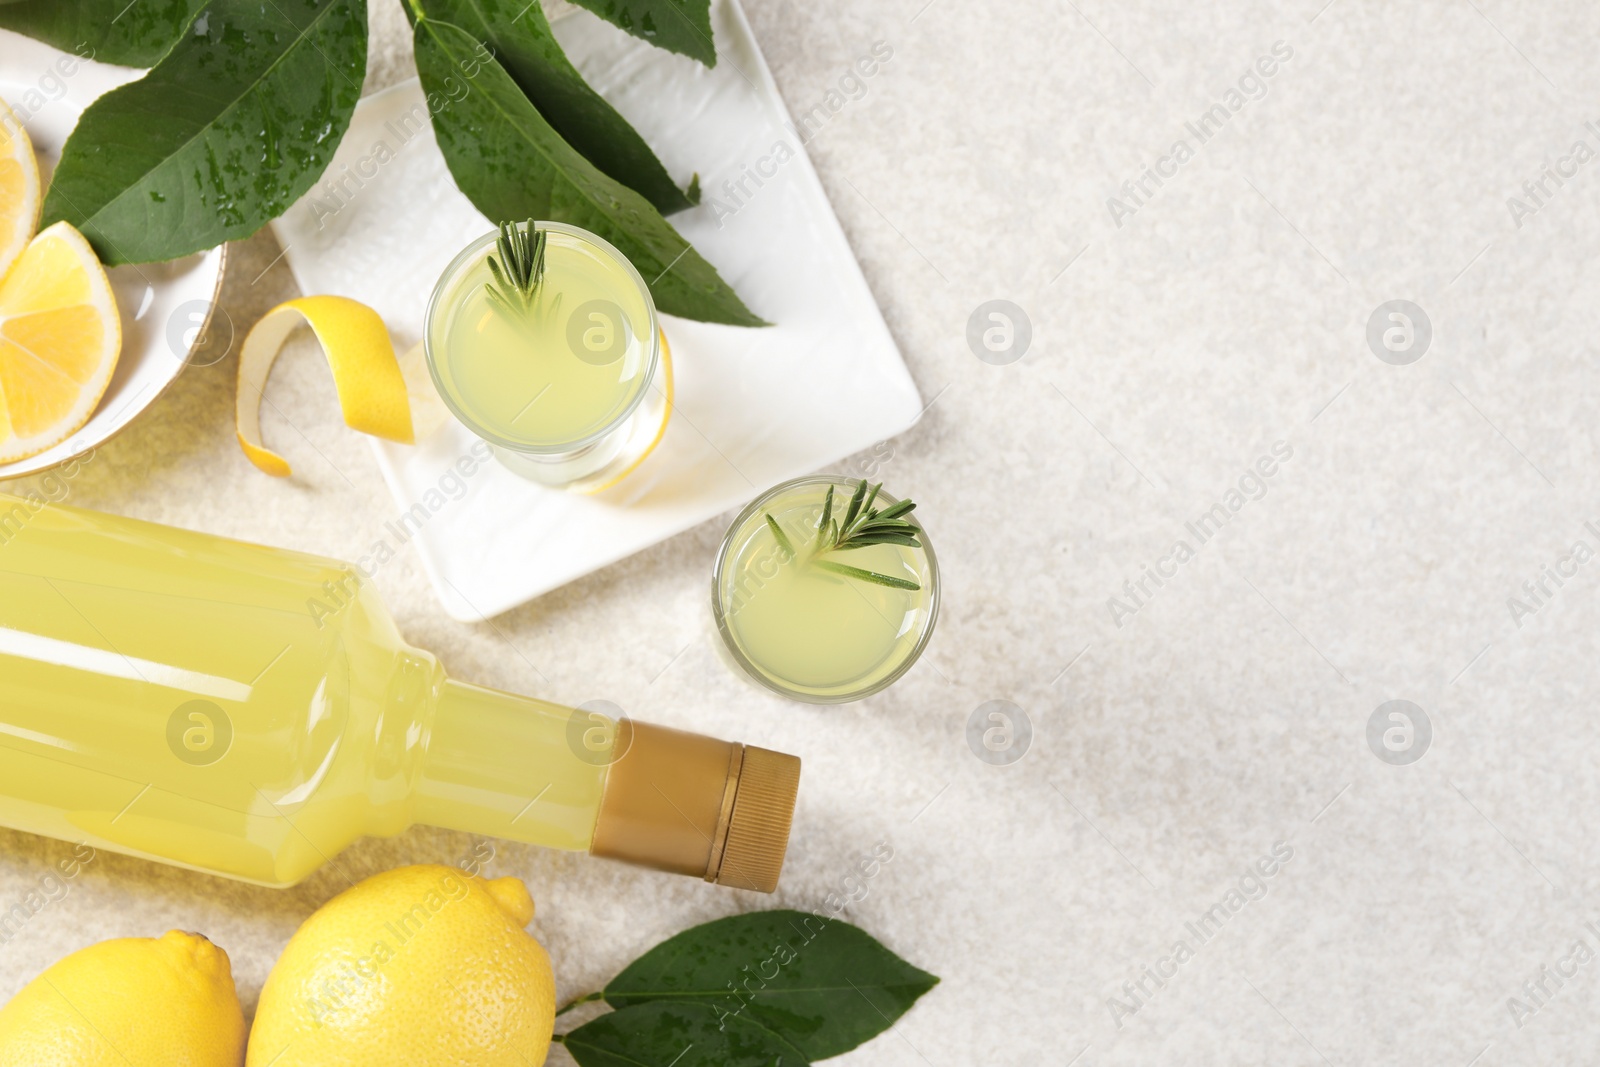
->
4, 1, 1600, 1064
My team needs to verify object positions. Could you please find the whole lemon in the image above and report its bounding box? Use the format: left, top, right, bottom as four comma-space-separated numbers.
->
248, 864, 556, 1067
0, 930, 246, 1067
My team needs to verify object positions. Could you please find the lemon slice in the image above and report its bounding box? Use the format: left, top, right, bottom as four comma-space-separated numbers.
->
0, 99, 40, 280
0, 222, 121, 464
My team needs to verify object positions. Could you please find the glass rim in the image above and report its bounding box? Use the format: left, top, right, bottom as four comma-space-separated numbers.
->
423, 220, 661, 456
710, 475, 941, 704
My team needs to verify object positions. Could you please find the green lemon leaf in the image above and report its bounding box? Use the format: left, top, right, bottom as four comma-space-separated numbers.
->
414, 17, 763, 326
603, 910, 939, 1060
40, 0, 367, 265
562, 1002, 809, 1067
0, 0, 208, 68
566, 0, 716, 68
413, 0, 694, 214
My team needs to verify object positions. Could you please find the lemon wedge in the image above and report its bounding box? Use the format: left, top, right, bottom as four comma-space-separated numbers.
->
0, 98, 40, 280
0, 221, 121, 464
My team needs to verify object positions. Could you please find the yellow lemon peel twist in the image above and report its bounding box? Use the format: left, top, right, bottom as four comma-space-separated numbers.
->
235, 295, 414, 477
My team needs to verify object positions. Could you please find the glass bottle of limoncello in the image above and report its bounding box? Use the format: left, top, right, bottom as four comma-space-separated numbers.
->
0, 494, 798, 890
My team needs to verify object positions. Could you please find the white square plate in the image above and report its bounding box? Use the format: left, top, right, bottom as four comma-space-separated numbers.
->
271, 0, 921, 621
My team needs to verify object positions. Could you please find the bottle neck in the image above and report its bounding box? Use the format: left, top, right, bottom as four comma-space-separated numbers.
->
415, 678, 803, 893
416, 679, 609, 853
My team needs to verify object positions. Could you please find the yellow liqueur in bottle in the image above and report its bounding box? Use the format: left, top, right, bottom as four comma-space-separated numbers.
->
0, 494, 799, 890
714, 477, 940, 703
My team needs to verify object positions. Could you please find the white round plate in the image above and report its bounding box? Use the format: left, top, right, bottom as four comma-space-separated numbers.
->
0, 32, 226, 479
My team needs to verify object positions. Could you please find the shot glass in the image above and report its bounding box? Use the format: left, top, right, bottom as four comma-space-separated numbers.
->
712, 476, 940, 703
424, 221, 667, 491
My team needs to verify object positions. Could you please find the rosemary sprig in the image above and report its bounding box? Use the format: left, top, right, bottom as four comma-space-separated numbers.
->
766, 479, 922, 590
485, 219, 548, 323
766, 514, 795, 558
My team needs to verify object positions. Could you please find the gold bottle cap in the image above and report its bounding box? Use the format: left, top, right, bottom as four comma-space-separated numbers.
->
710, 745, 801, 892
589, 721, 801, 893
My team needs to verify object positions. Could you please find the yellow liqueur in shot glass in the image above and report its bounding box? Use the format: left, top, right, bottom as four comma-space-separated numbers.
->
424, 220, 668, 490
713, 476, 940, 703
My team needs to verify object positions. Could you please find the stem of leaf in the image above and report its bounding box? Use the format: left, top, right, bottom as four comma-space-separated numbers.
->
405, 0, 426, 20
556, 991, 604, 1017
